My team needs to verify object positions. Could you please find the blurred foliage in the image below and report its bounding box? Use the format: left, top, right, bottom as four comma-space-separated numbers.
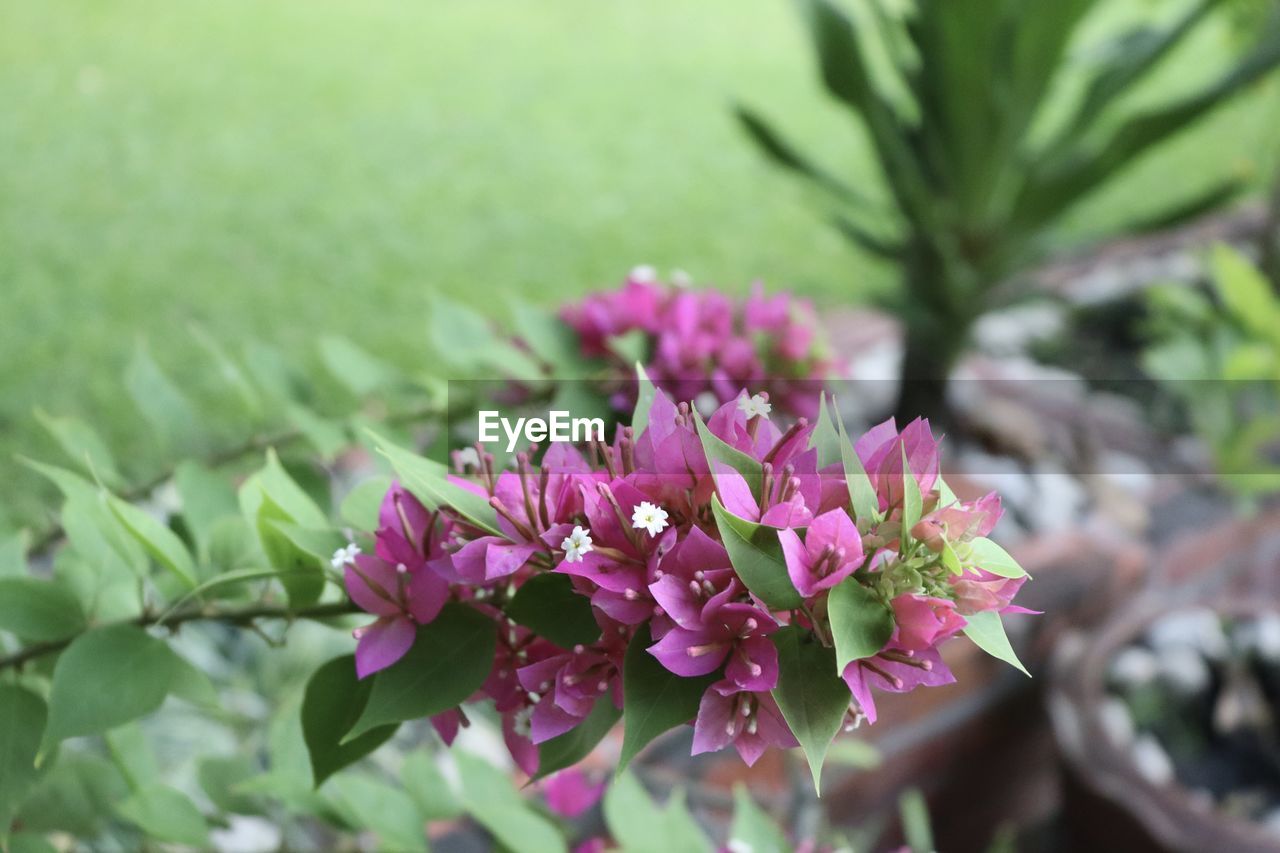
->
1144, 245, 1280, 497
738, 0, 1280, 420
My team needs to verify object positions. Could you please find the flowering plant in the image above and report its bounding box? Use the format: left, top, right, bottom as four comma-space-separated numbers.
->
559, 267, 834, 418
331, 382, 1033, 789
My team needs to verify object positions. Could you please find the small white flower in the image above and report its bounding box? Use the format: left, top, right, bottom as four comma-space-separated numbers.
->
331, 542, 361, 569
670, 268, 693, 288
454, 446, 480, 469
561, 525, 594, 563
629, 264, 658, 283
631, 501, 669, 537
737, 393, 772, 419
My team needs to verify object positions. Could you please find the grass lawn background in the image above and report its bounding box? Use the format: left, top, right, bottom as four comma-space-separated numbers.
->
2, 0, 1275, 527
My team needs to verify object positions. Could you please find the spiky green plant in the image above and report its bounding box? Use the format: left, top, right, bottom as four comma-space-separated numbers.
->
738, 0, 1280, 424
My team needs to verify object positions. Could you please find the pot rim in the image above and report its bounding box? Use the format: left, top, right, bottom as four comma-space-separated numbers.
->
1049, 594, 1280, 852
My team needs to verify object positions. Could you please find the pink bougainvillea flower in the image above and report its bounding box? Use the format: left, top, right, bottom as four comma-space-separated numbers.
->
890, 594, 966, 652
517, 640, 623, 744
344, 380, 1034, 775
648, 525, 737, 635
559, 273, 833, 419
430, 709, 463, 746
375, 481, 438, 566
951, 571, 1038, 617
856, 417, 941, 510
778, 508, 864, 598
692, 679, 797, 766
648, 602, 779, 691
343, 552, 449, 679
540, 768, 607, 819
841, 643, 956, 725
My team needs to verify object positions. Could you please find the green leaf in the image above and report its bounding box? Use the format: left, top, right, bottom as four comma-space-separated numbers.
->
1113, 179, 1246, 238
966, 537, 1027, 579
660, 789, 713, 852
770, 626, 850, 793
16, 754, 128, 837
114, 784, 209, 848
0, 530, 28, 576
403, 751, 460, 821
197, 754, 264, 816
735, 105, 868, 206
255, 493, 327, 607
23, 461, 146, 576
505, 573, 601, 649
535, 694, 622, 781
7, 833, 57, 853
608, 328, 650, 366
963, 611, 1029, 676
694, 411, 763, 502
1066, 0, 1223, 139
108, 495, 198, 589
346, 603, 496, 740
319, 334, 400, 397
168, 652, 220, 710
0, 577, 87, 641
33, 410, 124, 488
602, 771, 711, 853
286, 403, 349, 461
104, 722, 160, 791
837, 417, 879, 524
901, 445, 922, 535
831, 214, 904, 260
1021, 11, 1280, 227
828, 577, 894, 673
899, 787, 934, 853
455, 751, 567, 853
269, 522, 345, 566
174, 461, 238, 558
1213, 243, 1280, 339
426, 295, 498, 374
711, 496, 802, 610
124, 342, 201, 455
728, 786, 790, 853
189, 324, 264, 424
632, 362, 658, 437
0, 685, 46, 839
302, 655, 400, 787
370, 432, 503, 536
619, 625, 718, 772
41, 625, 179, 754
325, 774, 428, 852
340, 476, 393, 531
810, 393, 842, 468
258, 449, 329, 528
602, 769, 662, 850
941, 541, 962, 575
510, 298, 589, 369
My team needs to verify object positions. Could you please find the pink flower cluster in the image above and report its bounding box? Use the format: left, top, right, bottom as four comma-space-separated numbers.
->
560, 268, 833, 418
340, 390, 1031, 775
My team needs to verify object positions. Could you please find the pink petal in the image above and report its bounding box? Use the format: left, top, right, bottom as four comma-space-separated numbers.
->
345, 558, 402, 617
355, 617, 416, 679
648, 627, 727, 678
405, 568, 449, 624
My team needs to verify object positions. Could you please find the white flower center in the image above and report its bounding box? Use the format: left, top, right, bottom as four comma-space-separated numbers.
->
330, 542, 361, 569
631, 501, 669, 537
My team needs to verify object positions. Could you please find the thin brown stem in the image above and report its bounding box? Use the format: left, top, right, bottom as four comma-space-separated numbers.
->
28, 403, 441, 556
0, 600, 361, 672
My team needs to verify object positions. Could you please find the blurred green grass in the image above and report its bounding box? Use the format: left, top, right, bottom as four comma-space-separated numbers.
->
1, 0, 1275, 527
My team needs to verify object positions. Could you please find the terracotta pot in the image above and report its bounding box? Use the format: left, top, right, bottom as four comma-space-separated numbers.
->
1049, 513, 1280, 853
